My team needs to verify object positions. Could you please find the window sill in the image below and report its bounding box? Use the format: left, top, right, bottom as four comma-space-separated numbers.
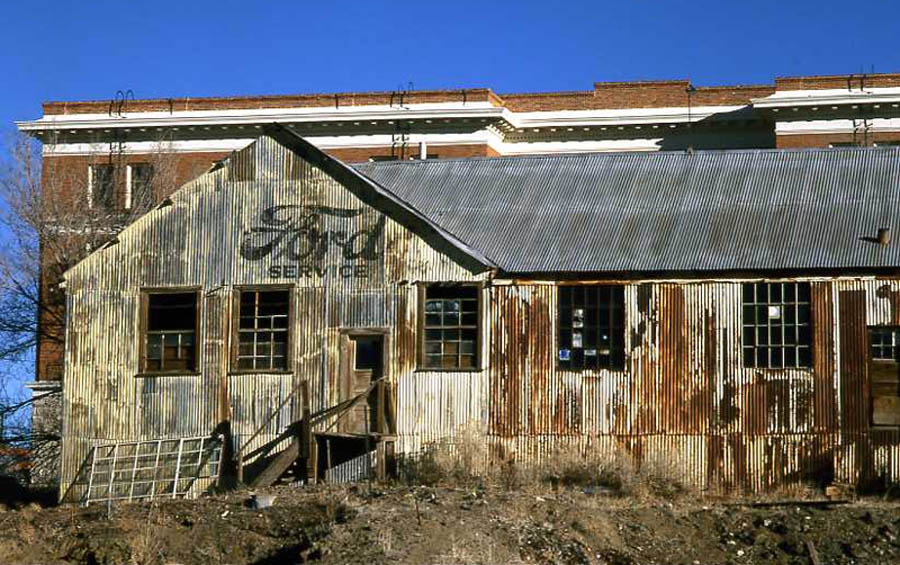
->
228, 370, 293, 376
135, 371, 201, 378
414, 367, 485, 373
558, 367, 626, 374
747, 367, 815, 373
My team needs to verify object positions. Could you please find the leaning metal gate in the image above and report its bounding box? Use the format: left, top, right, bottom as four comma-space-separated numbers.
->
62, 436, 223, 507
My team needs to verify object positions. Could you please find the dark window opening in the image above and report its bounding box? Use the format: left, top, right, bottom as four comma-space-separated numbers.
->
90, 164, 116, 210
129, 163, 153, 210
353, 335, 382, 372
422, 286, 478, 369
558, 285, 625, 370
145, 292, 197, 373
369, 155, 400, 162
237, 290, 289, 371
741, 282, 812, 369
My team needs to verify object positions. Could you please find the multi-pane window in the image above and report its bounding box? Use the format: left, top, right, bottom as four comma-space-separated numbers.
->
558, 285, 625, 370
237, 290, 289, 371
422, 286, 478, 369
127, 163, 153, 210
144, 293, 197, 373
741, 282, 812, 369
870, 327, 900, 361
868, 327, 900, 426
89, 164, 115, 210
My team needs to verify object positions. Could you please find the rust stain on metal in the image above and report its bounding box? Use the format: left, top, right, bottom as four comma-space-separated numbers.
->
811, 282, 836, 432
839, 290, 867, 433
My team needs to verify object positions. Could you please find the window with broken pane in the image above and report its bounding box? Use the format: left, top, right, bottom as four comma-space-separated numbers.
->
422, 286, 478, 369
237, 290, 289, 371
741, 282, 812, 369
558, 285, 625, 370
144, 292, 197, 373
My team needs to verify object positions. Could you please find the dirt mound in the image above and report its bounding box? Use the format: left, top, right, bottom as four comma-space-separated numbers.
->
0, 485, 899, 564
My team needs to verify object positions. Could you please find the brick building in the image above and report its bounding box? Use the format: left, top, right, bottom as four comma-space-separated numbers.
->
15, 71, 900, 487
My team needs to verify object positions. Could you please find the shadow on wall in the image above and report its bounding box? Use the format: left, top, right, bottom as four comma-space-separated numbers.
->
657, 107, 775, 151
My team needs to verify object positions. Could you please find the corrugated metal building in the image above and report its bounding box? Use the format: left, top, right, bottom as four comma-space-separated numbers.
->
59, 124, 900, 499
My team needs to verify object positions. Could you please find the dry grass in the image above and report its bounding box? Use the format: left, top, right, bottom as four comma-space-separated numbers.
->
399, 432, 698, 501
128, 503, 163, 565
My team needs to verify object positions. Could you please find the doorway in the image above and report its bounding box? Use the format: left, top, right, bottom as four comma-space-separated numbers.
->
338, 331, 393, 436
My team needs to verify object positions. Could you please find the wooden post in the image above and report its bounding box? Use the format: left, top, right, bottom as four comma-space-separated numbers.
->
301, 380, 311, 482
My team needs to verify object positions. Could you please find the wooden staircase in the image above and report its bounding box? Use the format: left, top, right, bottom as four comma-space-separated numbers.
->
248, 437, 302, 488
240, 377, 395, 488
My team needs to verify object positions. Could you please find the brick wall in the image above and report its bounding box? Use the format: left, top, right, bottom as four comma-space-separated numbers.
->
501, 82, 773, 111
326, 144, 493, 163
775, 73, 900, 91
42, 88, 500, 115
777, 132, 900, 149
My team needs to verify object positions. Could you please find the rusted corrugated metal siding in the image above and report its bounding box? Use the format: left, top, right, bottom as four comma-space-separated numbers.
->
486, 279, 900, 492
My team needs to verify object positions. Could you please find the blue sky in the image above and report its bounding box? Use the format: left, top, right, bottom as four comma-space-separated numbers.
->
3, 0, 900, 130
0, 0, 898, 396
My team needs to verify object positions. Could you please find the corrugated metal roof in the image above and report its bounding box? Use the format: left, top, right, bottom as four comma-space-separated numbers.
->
354, 148, 900, 274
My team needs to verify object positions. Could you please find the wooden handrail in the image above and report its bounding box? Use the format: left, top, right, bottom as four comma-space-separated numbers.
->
239, 376, 387, 456
238, 380, 308, 455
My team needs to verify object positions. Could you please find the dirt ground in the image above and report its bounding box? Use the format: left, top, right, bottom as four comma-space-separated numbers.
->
1, 484, 899, 565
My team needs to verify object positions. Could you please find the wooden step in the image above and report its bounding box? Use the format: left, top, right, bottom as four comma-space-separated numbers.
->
248, 438, 302, 488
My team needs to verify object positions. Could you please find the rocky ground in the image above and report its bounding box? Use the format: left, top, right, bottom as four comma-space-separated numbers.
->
1, 484, 899, 564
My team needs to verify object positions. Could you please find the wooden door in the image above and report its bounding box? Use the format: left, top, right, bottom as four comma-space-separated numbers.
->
339, 334, 383, 435
868, 327, 900, 427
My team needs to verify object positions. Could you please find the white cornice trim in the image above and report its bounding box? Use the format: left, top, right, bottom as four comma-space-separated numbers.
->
42, 131, 508, 156
511, 105, 748, 128
18, 102, 755, 136
25, 380, 62, 393
753, 87, 900, 108
42, 132, 672, 156
775, 117, 900, 134
490, 138, 664, 154
17, 102, 504, 132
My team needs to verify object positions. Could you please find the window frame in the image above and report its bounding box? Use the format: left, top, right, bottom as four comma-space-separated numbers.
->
138, 288, 202, 376
88, 163, 117, 211
556, 283, 626, 371
417, 283, 483, 372
741, 281, 813, 370
867, 325, 900, 428
231, 286, 294, 375
125, 162, 153, 210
